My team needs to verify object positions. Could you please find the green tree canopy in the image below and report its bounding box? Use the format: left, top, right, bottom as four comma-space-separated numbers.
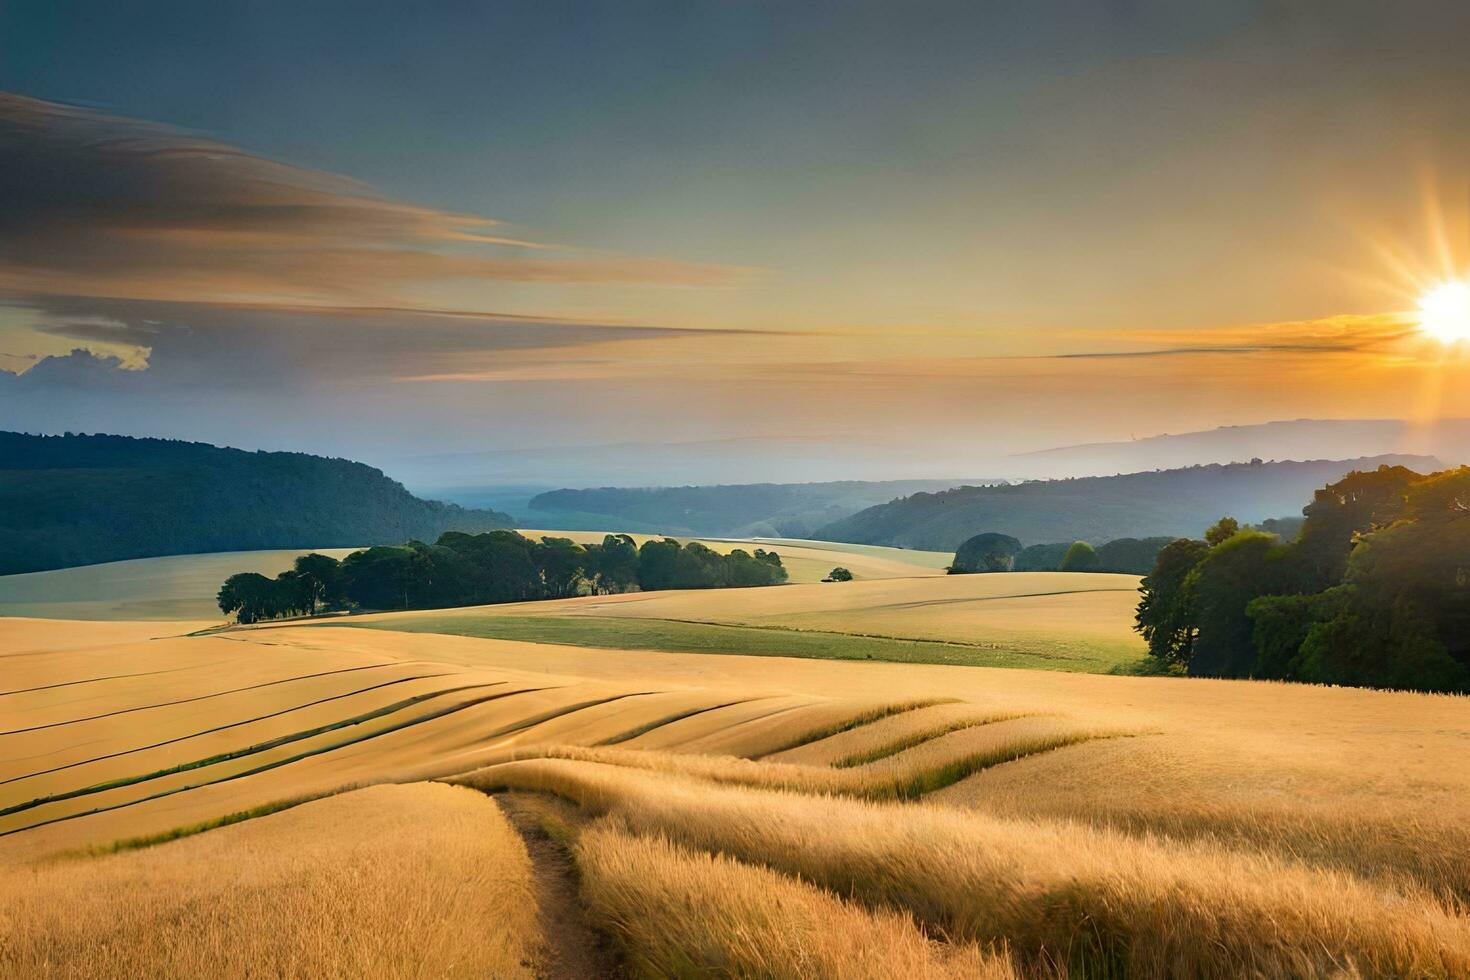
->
292, 553, 344, 613
1294, 464, 1422, 586
1135, 538, 1209, 667
1185, 530, 1290, 678
1059, 540, 1100, 572
1136, 465, 1467, 693
1204, 517, 1240, 547
950, 532, 1023, 573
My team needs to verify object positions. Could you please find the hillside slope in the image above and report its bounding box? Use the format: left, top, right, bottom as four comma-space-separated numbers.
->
528, 479, 989, 537
814, 455, 1437, 551
4, 618, 1467, 978
1011, 418, 1470, 478
0, 432, 510, 574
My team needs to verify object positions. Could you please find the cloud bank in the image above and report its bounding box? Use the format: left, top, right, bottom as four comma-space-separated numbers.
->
0, 93, 742, 312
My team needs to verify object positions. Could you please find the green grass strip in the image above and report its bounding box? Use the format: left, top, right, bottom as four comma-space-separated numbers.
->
0, 681, 504, 819
597, 698, 763, 746
831, 713, 1037, 768
0, 686, 549, 838
1, 672, 459, 788
878, 732, 1130, 801
72, 793, 331, 856
337, 615, 1145, 674
0, 662, 401, 736
748, 698, 959, 759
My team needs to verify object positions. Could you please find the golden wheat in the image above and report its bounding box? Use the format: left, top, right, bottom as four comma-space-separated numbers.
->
576, 823, 1014, 978
456, 757, 1470, 978
0, 783, 541, 978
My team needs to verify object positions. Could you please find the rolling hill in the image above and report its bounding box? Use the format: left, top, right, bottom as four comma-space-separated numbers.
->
0, 432, 511, 575
526, 479, 991, 537
813, 455, 1438, 552
1010, 418, 1470, 478
0, 533, 951, 621
3, 617, 1467, 976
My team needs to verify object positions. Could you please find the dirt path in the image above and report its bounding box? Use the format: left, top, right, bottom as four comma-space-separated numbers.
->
494, 791, 623, 980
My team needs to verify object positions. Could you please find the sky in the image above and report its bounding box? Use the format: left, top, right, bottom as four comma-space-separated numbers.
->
4, 1, 1470, 487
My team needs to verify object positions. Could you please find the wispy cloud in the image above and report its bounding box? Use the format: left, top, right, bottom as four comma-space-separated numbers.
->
0, 93, 747, 312
12, 296, 762, 388
1051, 313, 1422, 361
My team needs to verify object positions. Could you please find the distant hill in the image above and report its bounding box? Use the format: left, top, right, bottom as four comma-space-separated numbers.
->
528, 479, 995, 538
0, 432, 512, 575
1010, 419, 1470, 479
813, 455, 1439, 552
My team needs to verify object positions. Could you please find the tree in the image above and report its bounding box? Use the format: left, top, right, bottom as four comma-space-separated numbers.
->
674, 541, 726, 588
723, 548, 788, 586
218, 572, 274, 624
1294, 465, 1422, 586
1015, 541, 1070, 571
437, 530, 542, 603
221, 529, 792, 623
753, 548, 783, 568
1059, 540, 1100, 572
1253, 516, 1305, 541
826, 566, 854, 582
1186, 531, 1289, 677
1403, 465, 1470, 522
714, 549, 776, 587
1134, 465, 1467, 692
587, 534, 640, 594
292, 553, 343, 613
535, 536, 590, 599
1095, 537, 1176, 574
637, 538, 684, 592
1246, 588, 1340, 681
271, 569, 316, 618
950, 532, 1023, 573
1204, 517, 1240, 547
1135, 538, 1208, 668
340, 546, 418, 609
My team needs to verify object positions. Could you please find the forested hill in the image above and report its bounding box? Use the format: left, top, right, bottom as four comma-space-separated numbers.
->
527, 479, 991, 537
812, 455, 1439, 552
0, 432, 512, 574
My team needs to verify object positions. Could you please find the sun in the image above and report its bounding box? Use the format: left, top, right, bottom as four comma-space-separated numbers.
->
1417, 281, 1470, 343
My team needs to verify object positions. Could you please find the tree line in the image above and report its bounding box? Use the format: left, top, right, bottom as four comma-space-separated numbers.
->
816, 455, 1424, 552
0, 431, 510, 575
948, 533, 1182, 575
217, 531, 787, 624
1135, 465, 1470, 693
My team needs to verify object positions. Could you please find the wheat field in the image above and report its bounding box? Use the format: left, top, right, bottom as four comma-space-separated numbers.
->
348, 570, 1148, 672
2, 613, 1468, 977
0, 782, 540, 978
0, 535, 950, 621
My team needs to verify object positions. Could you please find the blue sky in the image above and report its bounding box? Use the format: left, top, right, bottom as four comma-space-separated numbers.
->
3, 2, 1470, 483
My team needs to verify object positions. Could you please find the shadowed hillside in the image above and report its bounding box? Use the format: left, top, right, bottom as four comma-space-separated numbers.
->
0, 432, 511, 574
528, 479, 991, 537
1011, 419, 1470, 478
814, 455, 1438, 551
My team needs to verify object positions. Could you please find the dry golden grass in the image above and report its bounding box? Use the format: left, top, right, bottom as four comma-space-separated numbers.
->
350, 570, 1145, 654
940, 735, 1470, 903
475, 725, 1124, 802
763, 699, 1026, 765
0, 782, 541, 978
459, 757, 1470, 979
5, 615, 1470, 976
577, 822, 1014, 979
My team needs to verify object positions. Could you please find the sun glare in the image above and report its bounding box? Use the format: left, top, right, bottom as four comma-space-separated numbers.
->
1417, 281, 1470, 343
